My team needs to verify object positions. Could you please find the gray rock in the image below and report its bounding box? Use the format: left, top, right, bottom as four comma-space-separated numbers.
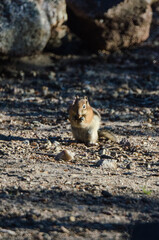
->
56, 149, 75, 161
101, 190, 112, 198
99, 148, 106, 155
0, 228, 16, 236
126, 162, 136, 170
61, 226, 70, 233
97, 159, 117, 170
66, 0, 152, 51
0, 0, 67, 56
43, 0, 68, 49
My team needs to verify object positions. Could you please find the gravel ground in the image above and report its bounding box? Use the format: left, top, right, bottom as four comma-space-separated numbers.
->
0, 5, 159, 240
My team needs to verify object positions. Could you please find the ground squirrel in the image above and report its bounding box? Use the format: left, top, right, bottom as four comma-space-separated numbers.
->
68, 96, 116, 144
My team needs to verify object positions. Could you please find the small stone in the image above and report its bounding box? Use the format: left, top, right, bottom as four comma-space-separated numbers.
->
23, 140, 30, 145
96, 159, 117, 170
135, 88, 142, 94
54, 146, 61, 153
148, 118, 152, 123
140, 111, 144, 115
144, 108, 151, 115
56, 150, 75, 161
53, 141, 60, 146
146, 163, 151, 169
48, 71, 56, 80
110, 109, 115, 114
0, 228, 16, 236
26, 177, 31, 182
31, 71, 37, 77
30, 142, 39, 147
99, 148, 106, 155
69, 216, 76, 222
36, 232, 44, 240
32, 121, 41, 127
126, 162, 135, 170
42, 86, 49, 96
112, 91, 119, 98
28, 88, 35, 95
147, 136, 152, 141
61, 226, 70, 234
147, 123, 152, 128
43, 140, 52, 149
111, 151, 118, 158
86, 70, 95, 77
99, 148, 109, 155
101, 190, 112, 198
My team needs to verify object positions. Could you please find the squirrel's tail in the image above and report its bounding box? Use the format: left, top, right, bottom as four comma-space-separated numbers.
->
98, 128, 117, 142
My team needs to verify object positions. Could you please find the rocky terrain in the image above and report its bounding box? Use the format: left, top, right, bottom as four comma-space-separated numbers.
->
0, 3, 159, 240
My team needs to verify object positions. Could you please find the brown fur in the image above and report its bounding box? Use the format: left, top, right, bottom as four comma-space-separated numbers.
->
68, 96, 116, 144
68, 96, 101, 144
69, 96, 94, 128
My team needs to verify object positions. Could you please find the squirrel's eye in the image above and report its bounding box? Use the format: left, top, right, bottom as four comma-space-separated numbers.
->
83, 104, 86, 109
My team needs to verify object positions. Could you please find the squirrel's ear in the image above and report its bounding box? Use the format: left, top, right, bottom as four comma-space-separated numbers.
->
72, 95, 79, 105
84, 96, 88, 104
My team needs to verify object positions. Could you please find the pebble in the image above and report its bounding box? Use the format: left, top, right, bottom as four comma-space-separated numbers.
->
148, 118, 152, 123
42, 86, 49, 96
48, 71, 56, 80
112, 91, 119, 98
56, 150, 75, 161
69, 216, 76, 222
61, 226, 70, 234
86, 70, 95, 77
30, 142, 39, 148
146, 163, 151, 169
96, 159, 117, 170
99, 148, 106, 155
135, 88, 142, 94
0, 228, 16, 236
23, 140, 30, 145
111, 151, 118, 158
32, 121, 41, 127
43, 140, 52, 150
54, 146, 61, 153
101, 190, 112, 198
31, 71, 37, 77
126, 162, 136, 170
144, 108, 152, 115
53, 141, 60, 147
110, 109, 115, 114
146, 123, 152, 128
37, 232, 44, 240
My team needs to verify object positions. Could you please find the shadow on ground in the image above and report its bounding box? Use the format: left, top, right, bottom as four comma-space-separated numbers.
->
0, 187, 159, 238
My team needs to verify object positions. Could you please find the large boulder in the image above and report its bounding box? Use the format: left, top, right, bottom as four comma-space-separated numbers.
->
43, 0, 68, 50
0, 0, 67, 57
66, 0, 153, 52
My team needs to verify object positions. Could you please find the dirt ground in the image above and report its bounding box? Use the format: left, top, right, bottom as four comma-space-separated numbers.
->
0, 5, 159, 240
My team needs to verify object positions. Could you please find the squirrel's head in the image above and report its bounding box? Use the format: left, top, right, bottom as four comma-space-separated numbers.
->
71, 96, 90, 122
